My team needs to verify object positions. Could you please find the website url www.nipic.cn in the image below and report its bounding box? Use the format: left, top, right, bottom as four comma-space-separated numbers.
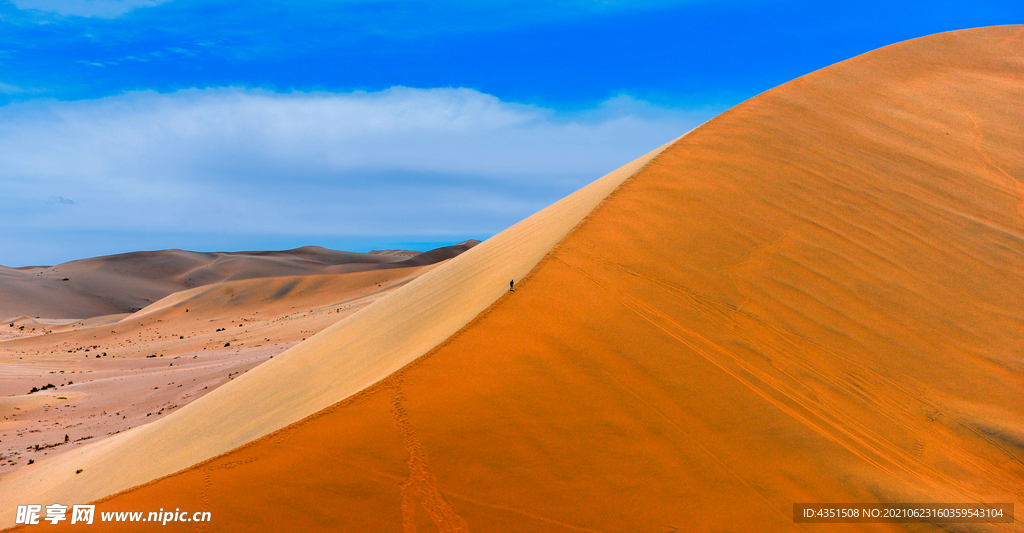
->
16, 505, 211, 526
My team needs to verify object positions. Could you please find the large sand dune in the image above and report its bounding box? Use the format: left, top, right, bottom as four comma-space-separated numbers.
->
3, 25, 1023, 531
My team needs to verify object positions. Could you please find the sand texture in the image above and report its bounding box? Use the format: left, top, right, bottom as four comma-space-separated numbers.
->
3, 25, 1023, 532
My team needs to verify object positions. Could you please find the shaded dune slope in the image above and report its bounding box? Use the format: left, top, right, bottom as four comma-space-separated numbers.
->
0, 243, 477, 320
6, 25, 1024, 532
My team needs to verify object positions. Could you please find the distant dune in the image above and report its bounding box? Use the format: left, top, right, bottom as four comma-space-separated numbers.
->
0, 242, 478, 320
2, 26, 1022, 532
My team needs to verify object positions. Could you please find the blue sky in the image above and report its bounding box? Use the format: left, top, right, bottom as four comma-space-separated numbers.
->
1, 0, 1021, 266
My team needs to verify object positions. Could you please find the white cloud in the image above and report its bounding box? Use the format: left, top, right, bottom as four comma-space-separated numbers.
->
10, 0, 169, 18
8, 0, 689, 20
0, 87, 718, 265
0, 82, 25, 94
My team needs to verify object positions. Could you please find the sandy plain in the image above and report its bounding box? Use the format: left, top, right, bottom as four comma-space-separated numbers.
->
2, 24, 1023, 533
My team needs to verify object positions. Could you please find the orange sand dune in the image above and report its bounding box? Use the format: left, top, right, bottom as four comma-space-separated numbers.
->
4, 25, 1024, 532
0, 242, 477, 320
